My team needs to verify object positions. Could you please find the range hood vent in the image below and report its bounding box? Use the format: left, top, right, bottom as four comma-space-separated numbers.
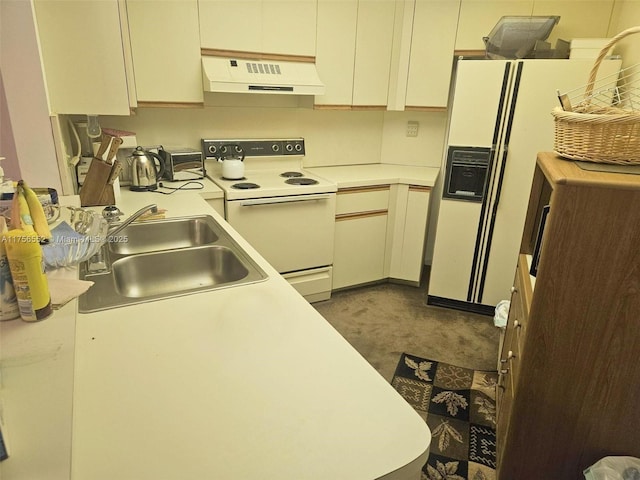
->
202, 56, 325, 96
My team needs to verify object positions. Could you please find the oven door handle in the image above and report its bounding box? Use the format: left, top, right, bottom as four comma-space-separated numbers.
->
238, 193, 333, 207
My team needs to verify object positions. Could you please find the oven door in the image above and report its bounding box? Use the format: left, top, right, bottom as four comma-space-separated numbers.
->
225, 193, 336, 273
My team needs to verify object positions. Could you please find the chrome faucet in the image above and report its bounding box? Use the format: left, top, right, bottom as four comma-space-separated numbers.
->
87, 204, 158, 273
107, 204, 158, 237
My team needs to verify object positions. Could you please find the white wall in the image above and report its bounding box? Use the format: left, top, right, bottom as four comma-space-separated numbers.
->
97, 102, 449, 169
608, 1, 640, 65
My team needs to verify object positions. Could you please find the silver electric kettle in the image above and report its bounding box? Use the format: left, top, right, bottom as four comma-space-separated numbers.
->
128, 146, 166, 191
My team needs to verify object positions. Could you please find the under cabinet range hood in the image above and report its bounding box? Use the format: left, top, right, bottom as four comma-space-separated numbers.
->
202, 56, 325, 95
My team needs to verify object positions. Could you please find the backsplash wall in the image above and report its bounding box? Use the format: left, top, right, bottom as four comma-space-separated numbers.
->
98, 100, 448, 169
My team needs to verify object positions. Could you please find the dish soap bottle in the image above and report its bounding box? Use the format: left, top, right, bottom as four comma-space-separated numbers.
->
3, 228, 52, 322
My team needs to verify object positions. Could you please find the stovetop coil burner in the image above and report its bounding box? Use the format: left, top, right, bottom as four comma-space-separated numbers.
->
285, 177, 319, 186
231, 182, 260, 190
280, 171, 304, 178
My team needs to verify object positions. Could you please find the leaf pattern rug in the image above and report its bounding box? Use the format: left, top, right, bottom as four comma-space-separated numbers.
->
391, 353, 498, 480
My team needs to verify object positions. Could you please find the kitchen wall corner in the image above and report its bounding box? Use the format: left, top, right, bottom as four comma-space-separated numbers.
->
380, 110, 448, 168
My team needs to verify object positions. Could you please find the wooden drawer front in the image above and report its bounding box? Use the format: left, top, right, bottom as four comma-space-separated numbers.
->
496, 367, 514, 470
500, 265, 525, 394
336, 185, 390, 216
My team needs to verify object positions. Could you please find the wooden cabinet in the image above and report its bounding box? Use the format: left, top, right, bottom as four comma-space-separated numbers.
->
497, 152, 640, 479
315, 0, 395, 108
333, 186, 390, 289
387, 185, 431, 284
33, 0, 134, 114
126, 0, 203, 106
198, 0, 317, 58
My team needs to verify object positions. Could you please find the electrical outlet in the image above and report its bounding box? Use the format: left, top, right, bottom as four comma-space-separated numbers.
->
407, 121, 419, 137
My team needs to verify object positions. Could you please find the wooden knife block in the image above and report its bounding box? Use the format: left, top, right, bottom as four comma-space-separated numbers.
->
79, 158, 115, 207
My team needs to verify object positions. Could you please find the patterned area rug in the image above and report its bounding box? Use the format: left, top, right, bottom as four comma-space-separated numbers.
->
391, 353, 498, 480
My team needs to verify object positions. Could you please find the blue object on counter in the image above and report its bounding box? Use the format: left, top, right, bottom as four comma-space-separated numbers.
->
42, 221, 90, 269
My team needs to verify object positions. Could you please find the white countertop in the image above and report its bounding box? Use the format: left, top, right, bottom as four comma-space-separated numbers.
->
1, 189, 431, 480
307, 163, 440, 189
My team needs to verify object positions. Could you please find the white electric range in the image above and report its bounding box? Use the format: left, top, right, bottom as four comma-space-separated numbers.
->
203, 138, 337, 302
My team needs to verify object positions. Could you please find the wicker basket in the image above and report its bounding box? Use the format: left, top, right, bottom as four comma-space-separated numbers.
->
552, 26, 640, 165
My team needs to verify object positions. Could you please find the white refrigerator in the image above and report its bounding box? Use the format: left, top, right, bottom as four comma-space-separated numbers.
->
427, 57, 621, 314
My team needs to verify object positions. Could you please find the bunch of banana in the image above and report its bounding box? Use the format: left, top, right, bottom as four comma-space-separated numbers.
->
10, 180, 52, 243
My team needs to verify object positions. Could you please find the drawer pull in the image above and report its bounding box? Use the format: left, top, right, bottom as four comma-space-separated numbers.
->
511, 286, 517, 294
500, 369, 509, 375
508, 350, 516, 359
514, 320, 521, 328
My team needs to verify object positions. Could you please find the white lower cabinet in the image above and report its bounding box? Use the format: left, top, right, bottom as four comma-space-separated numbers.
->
333, 186, 390, 290
388, 185, 431, 284
332, 183, 431, 290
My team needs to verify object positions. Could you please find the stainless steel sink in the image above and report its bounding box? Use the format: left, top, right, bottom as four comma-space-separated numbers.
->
112, 246, 252, 298
78, 215, 268, 312
108, 215, 220, 255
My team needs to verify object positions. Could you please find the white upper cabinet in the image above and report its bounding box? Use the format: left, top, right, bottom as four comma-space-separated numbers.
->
199, 0, 317, 57
127, 0, 203, 105
33, 0, 133, 115
388, 0, 461, 110
262, 0, 317, 57
315, 0, 396, 108
405, 0, 461, 108
314, 0, 358, 106
199, 1, 262, 53
352, 0, 396, 106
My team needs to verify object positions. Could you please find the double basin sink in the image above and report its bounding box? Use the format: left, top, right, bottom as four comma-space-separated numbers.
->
78, 215, 268, 312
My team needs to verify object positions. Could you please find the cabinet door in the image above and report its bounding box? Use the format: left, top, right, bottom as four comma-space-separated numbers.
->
352, 0, 396, 106
388, 186, 430, 283
199, 0, 262, 52
333, 214, 388, 289
262, 0, 317, 57
315, 0, 358, 106
199, 0, 316, 57
127, 0, 203, 105
33, 0, 131, 114
405, 0, 460, 108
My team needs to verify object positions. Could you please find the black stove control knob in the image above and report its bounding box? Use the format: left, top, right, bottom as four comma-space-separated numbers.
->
271, 143, 280, 153
285, 143, 294, 152
207, 145, 217, 155
294, 143, 303, 152
234, 145, 243, 154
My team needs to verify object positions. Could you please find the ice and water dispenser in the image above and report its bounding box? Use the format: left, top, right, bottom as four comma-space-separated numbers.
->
442, 146, 491, 203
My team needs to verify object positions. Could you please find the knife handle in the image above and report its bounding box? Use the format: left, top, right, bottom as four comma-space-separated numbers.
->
106, 136, 123, 164
95, 133, 112, 159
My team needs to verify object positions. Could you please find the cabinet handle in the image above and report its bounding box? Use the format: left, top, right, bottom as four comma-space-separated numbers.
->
500, 358, 508, 364
500, 369, 509, 375
508, 350, 516, 359
513, 320, 520, 328
511, 286, 517, 294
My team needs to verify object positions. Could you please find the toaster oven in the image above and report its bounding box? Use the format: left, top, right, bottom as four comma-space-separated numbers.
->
158, 147, 205, 181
